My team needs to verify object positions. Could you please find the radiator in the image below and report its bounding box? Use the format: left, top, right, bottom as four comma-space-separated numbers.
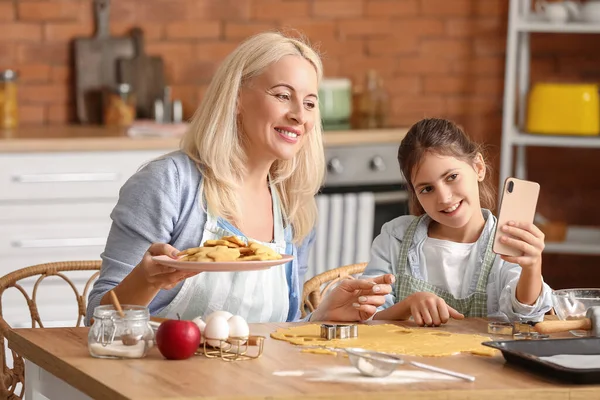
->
306, 192, 375, 282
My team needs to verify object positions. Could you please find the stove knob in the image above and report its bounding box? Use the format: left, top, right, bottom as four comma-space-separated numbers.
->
370, 156, 386, 171
327, 157, 344, 174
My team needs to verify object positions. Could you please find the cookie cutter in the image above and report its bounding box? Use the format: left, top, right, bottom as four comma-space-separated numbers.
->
487, 321, 513, 336
487, 321, 549, 340
512, 332, 550, 340
320, 324, 358, 340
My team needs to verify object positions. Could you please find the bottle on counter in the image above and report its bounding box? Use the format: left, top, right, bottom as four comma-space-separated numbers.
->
354, 70, 389, 129
104, 83, 136, 127
0, 69, 19, 130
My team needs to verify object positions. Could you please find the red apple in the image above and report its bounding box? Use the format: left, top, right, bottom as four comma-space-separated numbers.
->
155, 317, 201, 360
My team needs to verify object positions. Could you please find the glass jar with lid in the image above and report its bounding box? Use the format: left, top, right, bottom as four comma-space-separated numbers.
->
103, 83, 136, 127
0, 69, 18, 129
88, 304, 154, 359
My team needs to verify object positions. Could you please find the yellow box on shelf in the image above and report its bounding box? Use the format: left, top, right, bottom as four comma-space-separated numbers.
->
526, 83, 600, 136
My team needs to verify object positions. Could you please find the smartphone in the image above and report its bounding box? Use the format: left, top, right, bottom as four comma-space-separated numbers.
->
492, 177, 540, 257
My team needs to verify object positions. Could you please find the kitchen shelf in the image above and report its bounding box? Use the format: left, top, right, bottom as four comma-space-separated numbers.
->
500, 0, 600, 257
517, 15, 600, 33
511, 129, 600, 148
544, 226, 600, 255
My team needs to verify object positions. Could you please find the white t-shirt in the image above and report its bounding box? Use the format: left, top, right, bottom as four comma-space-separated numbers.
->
422, 237, 476, 298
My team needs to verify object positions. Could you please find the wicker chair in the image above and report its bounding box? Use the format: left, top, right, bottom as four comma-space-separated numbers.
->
301, 262, 368, 318
0, 261, 101, 399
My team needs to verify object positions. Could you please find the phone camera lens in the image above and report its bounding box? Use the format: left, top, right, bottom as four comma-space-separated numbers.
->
507, 181, 514, 193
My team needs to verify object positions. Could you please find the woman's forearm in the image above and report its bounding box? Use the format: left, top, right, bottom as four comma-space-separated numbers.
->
100, 267, 161, 308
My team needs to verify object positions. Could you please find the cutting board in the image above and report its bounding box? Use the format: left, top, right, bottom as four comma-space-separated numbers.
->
74, 0, 134, 124
117, 27, 165, 119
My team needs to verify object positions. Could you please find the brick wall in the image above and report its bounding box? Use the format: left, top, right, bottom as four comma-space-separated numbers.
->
1, 0, 599, 287
1, 0, 511, 130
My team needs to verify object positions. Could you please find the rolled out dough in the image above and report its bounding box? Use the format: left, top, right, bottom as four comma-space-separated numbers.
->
270, 324, 497, 357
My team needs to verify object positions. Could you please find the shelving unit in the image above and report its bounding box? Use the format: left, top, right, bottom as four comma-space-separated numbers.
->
500, 0, 600, 255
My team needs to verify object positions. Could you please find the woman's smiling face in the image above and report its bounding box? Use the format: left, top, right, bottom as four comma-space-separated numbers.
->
237, 55, 319, 163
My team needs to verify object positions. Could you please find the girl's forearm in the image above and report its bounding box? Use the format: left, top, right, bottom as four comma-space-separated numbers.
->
373, 298, 412, 320
515, 266, 543, 305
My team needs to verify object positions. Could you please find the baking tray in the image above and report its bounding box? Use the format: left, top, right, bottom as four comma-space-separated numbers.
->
483, 337, 600, 384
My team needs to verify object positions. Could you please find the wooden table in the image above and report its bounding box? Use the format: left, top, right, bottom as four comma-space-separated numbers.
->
7, 319, 600, 399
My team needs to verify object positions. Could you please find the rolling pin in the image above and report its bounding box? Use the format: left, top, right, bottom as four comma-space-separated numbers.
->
534, 307, 599, 336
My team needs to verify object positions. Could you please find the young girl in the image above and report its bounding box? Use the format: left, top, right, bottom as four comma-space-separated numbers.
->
362, 118, 553, 326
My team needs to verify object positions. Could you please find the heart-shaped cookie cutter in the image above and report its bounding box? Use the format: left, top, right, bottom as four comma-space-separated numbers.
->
320, 324, 358, 340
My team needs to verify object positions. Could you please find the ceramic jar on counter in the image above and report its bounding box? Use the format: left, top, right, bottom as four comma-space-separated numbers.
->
319, 78, 352, 130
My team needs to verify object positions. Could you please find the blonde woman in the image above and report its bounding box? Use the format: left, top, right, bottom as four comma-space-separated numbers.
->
86, 32, 393, 324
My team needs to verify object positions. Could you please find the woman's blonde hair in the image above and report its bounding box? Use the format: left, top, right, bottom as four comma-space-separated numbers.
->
397, 118, 496, 216
182, 32, 325, 243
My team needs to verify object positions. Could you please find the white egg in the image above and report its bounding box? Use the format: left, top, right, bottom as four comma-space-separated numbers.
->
203, 316, 229, 348
192, 316, 206, 344
227, 315, 249, 345
205, 310, 233, 324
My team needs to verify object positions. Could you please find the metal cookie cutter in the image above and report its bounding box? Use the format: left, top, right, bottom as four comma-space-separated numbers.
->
487, 321, 549, 340
487, 321, 513, 336
320, 324, 358, 340
512, 332, 549, 340
513, 321, 549, 340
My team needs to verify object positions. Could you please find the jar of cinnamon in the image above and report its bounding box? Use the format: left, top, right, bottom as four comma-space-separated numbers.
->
0, 69, 18, 129
104, 83, 136, 127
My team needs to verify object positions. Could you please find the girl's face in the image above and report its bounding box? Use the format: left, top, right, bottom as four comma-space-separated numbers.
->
412, 151, 486, 231
237, 55, 319, 163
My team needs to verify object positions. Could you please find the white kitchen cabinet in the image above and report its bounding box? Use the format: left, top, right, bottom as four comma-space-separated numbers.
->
0, 149, 172, 327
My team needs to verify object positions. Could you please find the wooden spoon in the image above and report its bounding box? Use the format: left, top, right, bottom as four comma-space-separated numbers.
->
109, 290, 125, 318
109, 291, 140, 346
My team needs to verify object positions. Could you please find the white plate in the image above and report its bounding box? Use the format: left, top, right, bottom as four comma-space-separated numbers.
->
151, 254, 293, 272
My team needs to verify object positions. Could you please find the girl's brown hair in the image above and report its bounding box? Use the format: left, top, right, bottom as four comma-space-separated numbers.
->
398, 118, 496, 216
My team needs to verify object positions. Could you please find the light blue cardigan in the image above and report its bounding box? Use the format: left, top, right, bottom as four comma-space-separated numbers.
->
86, 151, 315, 325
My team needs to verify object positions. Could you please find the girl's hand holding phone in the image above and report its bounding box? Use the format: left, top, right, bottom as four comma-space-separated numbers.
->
406, 292, 464, 326
498, 221, 545, 271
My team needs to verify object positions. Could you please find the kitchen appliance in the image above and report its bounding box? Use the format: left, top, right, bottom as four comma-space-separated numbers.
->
526, 83, 600, 135
307, 143, 408, 280
74, 0, 134, 124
